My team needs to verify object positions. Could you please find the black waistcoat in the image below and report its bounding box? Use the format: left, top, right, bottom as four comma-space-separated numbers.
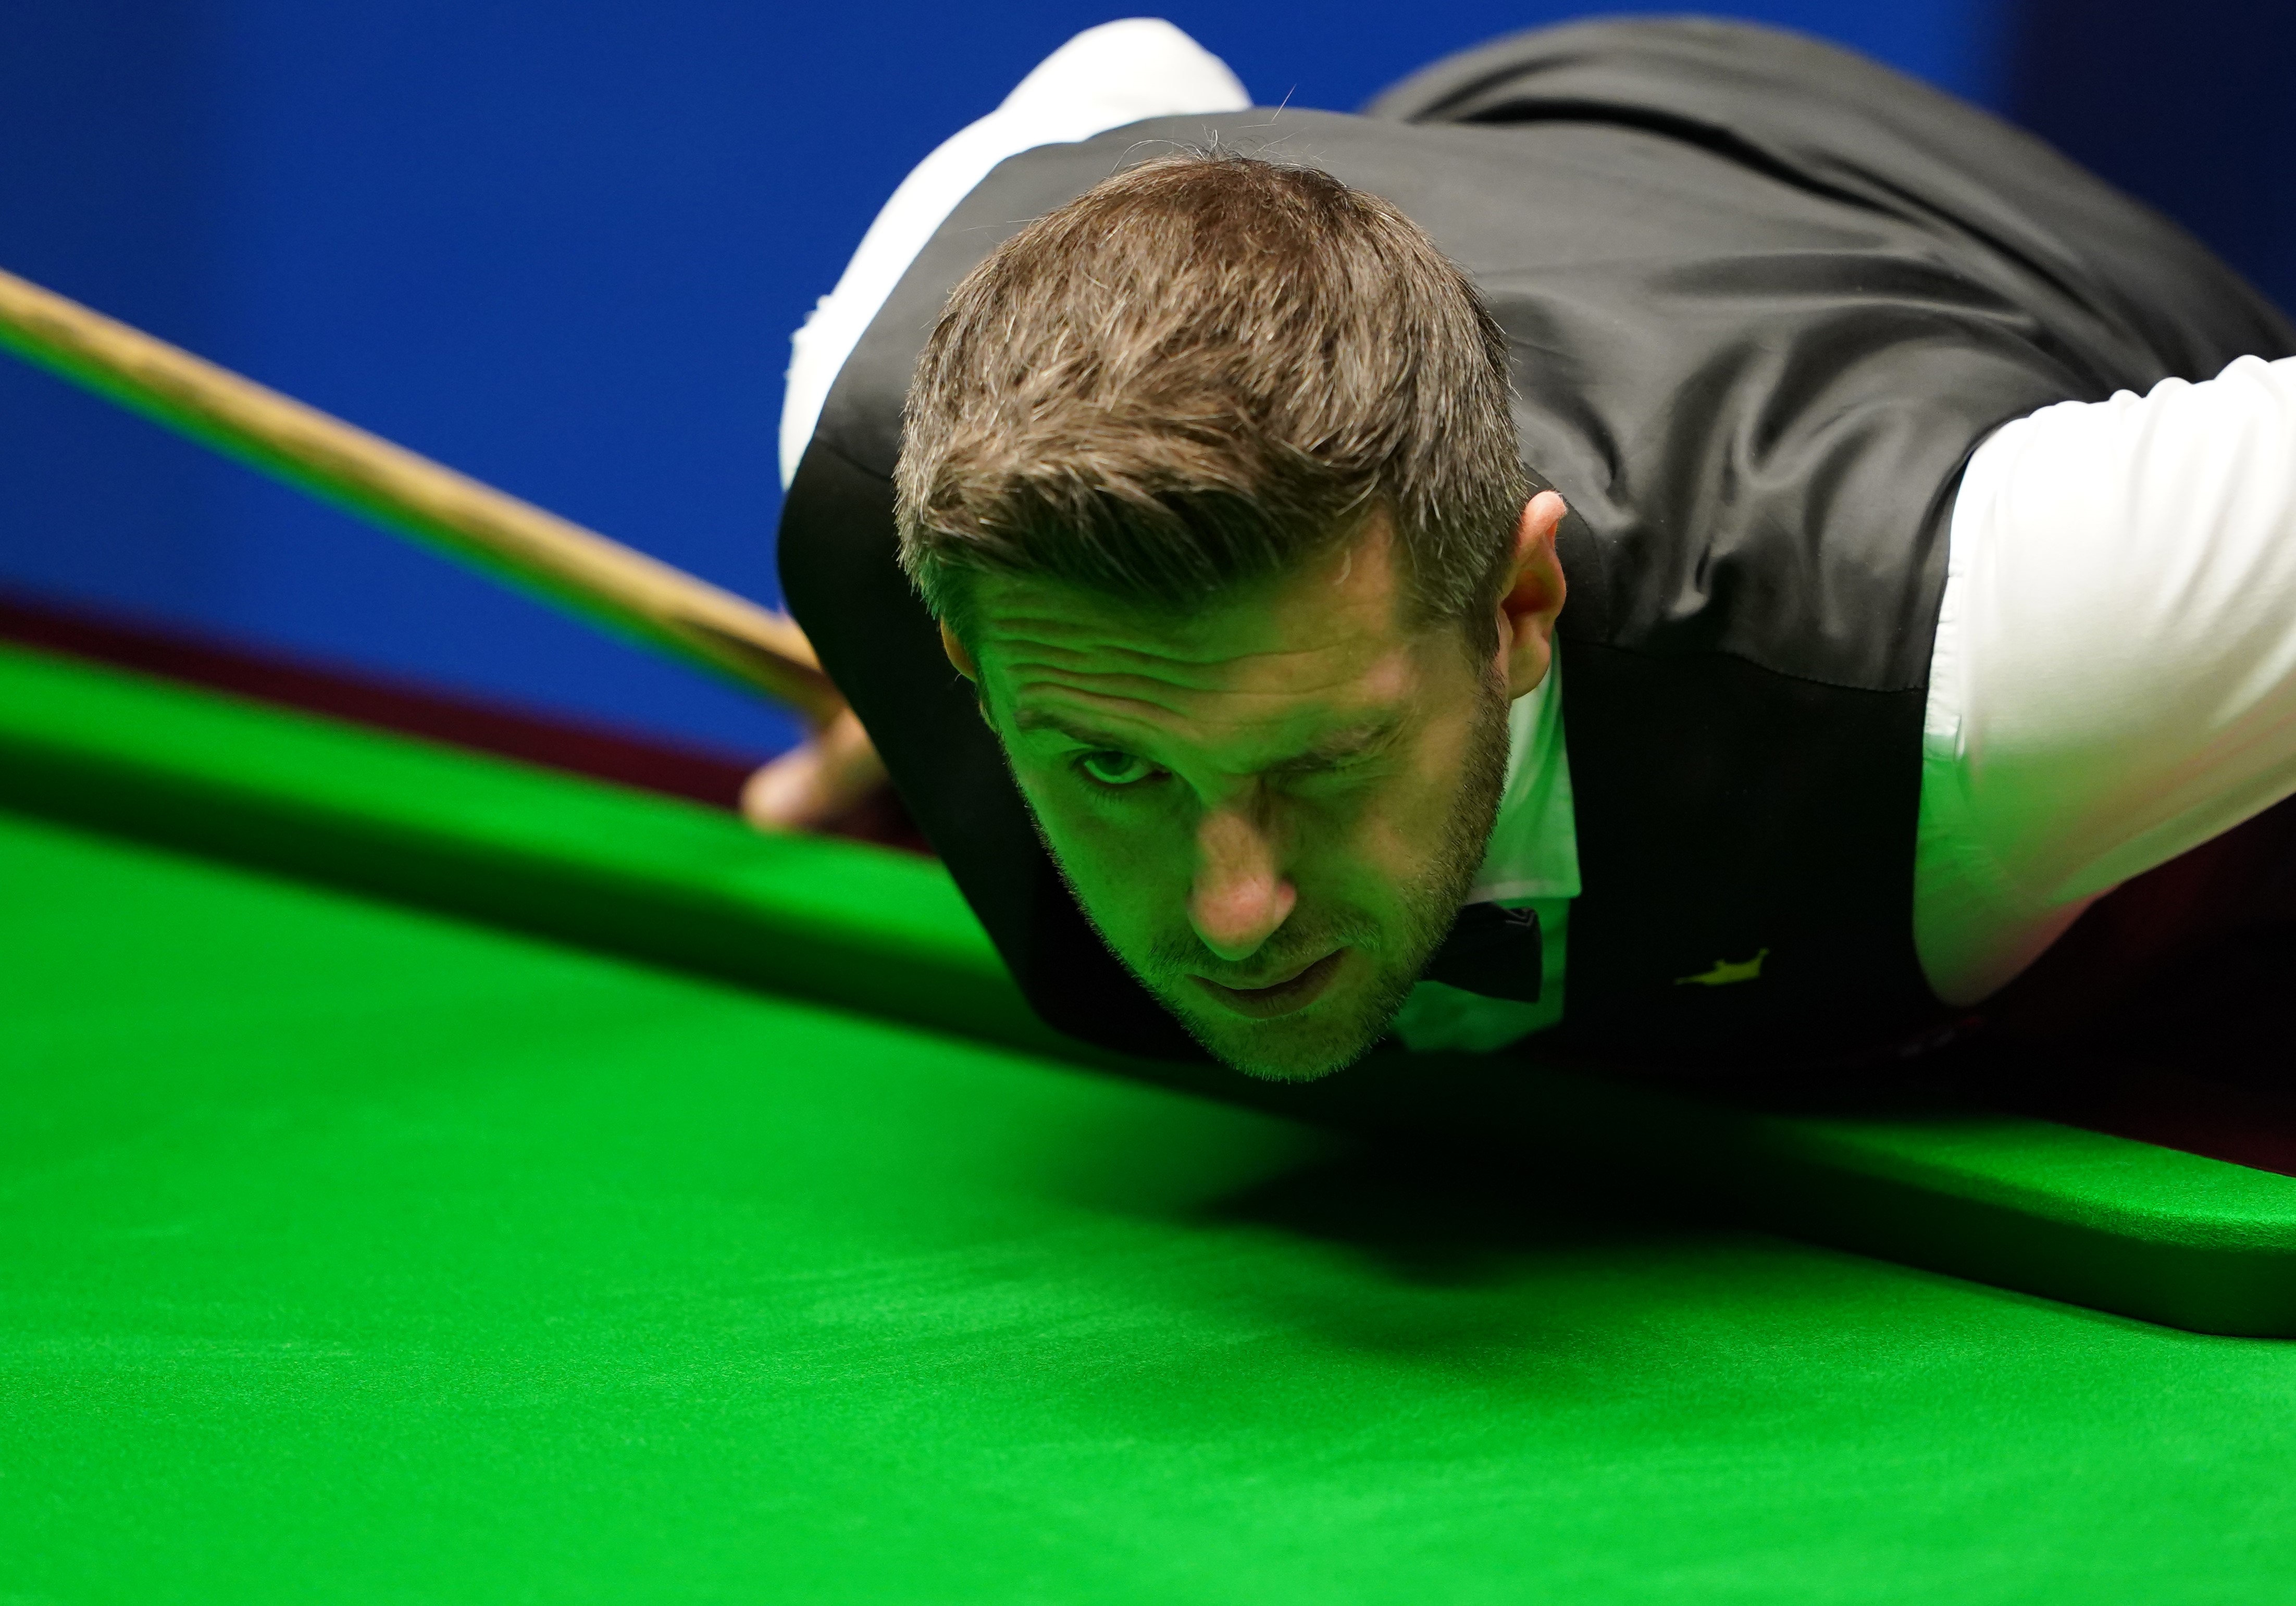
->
778, 19, 2293, 1066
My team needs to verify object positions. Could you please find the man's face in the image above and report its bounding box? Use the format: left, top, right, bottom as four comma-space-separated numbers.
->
948, 503, 1562, 1080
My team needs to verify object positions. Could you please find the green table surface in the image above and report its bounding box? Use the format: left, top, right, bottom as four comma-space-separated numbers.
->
9, 794, 2296, 1602
9, 642, 2296, 1340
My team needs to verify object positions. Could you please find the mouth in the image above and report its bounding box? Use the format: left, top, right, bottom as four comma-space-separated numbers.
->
1190, 949, 1348, 1020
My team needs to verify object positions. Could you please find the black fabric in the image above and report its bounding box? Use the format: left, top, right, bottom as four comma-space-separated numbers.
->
779, 18, 2295, 1067
1423, 904, 1545, 1004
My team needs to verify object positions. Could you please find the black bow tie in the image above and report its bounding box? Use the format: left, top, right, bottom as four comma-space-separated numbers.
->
1421, 902, 1544, 1003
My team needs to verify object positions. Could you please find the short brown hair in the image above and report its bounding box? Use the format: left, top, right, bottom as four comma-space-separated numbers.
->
895, 154, 1528, 649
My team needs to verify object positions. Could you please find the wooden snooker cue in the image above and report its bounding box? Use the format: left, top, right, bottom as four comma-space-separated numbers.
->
0, 263, 845, 725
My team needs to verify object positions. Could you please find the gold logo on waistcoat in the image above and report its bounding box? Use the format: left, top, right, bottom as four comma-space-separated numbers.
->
1674, 948, 1770, 987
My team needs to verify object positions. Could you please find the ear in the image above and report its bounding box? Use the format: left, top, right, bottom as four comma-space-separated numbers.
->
1495, 491, 1568, 699
940, 618, 978, 682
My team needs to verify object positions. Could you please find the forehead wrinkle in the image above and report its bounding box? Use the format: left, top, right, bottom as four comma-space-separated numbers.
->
991, 628, 1399, 699
1006, 662, 1407, 767
986, 623, 1365, 681
1002, 658, 1383, 725
1007, 676, 1196, 733
991, 628, 1425, 739
977, 550, 1433, 753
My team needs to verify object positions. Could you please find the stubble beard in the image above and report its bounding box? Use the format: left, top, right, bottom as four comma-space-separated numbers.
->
1037, 673, 1514, 1082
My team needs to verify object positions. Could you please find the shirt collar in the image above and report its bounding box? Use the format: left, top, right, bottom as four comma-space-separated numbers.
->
1467, 643, 1581, 905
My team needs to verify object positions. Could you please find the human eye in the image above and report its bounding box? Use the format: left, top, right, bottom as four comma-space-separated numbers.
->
1075, 749, 1162, 788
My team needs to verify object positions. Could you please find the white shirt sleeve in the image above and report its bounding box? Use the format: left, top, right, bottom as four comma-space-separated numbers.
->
1917, 353, 2296, 1004
777, 19, 1251, 489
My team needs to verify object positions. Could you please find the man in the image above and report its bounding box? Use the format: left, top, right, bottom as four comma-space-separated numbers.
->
763, 18, 2296, 1080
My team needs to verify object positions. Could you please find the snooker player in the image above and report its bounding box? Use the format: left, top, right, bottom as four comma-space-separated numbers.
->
758, 18, 2296, 1080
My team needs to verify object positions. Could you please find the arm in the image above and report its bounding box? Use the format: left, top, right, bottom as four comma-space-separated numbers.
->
1917, 353, 2296, 1003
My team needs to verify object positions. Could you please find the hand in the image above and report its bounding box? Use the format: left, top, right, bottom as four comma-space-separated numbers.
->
739, 704, 889, 832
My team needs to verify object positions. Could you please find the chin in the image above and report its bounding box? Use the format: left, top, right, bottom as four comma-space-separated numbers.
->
1164, 993, 1398, 1084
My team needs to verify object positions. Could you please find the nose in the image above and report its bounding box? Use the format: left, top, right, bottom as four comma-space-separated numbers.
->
1188, 801, 1297, 962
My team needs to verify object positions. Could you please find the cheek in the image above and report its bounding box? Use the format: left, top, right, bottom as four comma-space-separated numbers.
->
1010, 764, 1185, 936
1326, 778, 1447, 891
1320, 721, 1483, 889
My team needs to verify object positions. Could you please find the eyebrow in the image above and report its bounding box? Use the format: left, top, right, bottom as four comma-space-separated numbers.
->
1012, 707, 1404, 770
1273, 716, 1405, 770
1012, 708, 1130, 748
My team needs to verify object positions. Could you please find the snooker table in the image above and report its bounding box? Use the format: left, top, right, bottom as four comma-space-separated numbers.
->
8, 626, 2296, 1602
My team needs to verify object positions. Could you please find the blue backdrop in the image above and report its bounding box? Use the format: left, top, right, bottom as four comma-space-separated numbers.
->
1, 2, 2285, 761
